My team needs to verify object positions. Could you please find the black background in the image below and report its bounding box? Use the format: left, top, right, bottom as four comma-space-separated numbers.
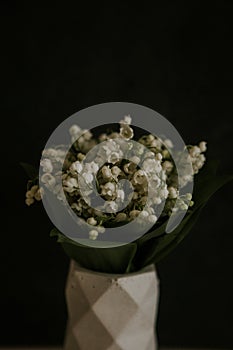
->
1, 1, 233, 348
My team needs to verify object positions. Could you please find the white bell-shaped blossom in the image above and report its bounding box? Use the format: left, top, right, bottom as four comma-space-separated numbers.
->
70, 161, 83, 174
40, 158, 53, 173
89, 230, 98, 240
120, 125, 134, 140
63, 176, 78, 193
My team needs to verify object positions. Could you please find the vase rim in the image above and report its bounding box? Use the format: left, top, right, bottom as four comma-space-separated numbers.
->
71, 260, 158, 279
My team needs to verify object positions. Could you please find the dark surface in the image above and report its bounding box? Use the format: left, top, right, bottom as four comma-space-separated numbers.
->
1, 1, 233, 347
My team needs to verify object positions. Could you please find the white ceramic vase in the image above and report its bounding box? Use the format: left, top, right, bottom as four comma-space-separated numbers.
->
64, 260, 159, 350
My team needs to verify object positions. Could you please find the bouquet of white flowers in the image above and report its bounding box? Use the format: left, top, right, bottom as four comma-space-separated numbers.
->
23, 115, 232, 273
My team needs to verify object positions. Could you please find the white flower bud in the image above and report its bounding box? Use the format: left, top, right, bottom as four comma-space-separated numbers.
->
189, 146, 201, 157
56, 149, 66, 157
41, 173, 56, 188
144, 151, 155, 159
160, 187, 169, 198
155, 153, 163, 161
162, 149, 170, 158
77, 135, 85, 145
30, 185, 39, 195
123, 115, 132, 124
26, 190, 34, 198
82, 172, 93, 184
148, 134, 155, 142
111, 166, 121, 177
70, 161, 83, 174
116, 212, 127, 222
148, 214, 158, 224
180, 202, 188, 210
77, 153, 85, 161
85, 161, 99, 174
120, 125, 134, 140
116, 189, 125, 202
199, 141, 207, 152
108, 151, 120, 164
69, 125, 81, 136
99, 133, 108, 142
34, 188, 44, 201
96, 226, 105, 233
120, 115, 132, 125
147, 207, 155, 214
25, 197, 34, 206
153, 197, 162, 204
137, 145, 144, 155
143, 158, 162, 173
151, 174, 161, 188
104, 201, 118, 213
151, 139, 161, 148
133, 192, 139, 200
133, 170, 147, 185
140, 196, 147, 205
89, 230, 99, 240
40, 158, 53, 173
101, 182, 116, 199
102, 166, 112, 179
162, 160, 173, 173
140, 210, 149, 218
87, 217, 97, 226
83, 130, 92, 140
63, 177, 78, 193
168, 186, 178, 199
164, 139, 173, 149
42, 148, 57, 158
129, 210, 140, 219
185, 193, 192, 201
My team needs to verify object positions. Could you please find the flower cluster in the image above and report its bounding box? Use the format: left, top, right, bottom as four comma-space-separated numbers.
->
25, 185, 43, 206
25, 116, 207, 240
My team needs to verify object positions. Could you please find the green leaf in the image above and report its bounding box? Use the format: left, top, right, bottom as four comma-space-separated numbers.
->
133, 203, 204, 269
50, 228, 138, 274
138, 161, 233, 246
134, 162, 233, 268
151, 204, 205, 265
20, 162, 38, 180
137, 220, 168, 245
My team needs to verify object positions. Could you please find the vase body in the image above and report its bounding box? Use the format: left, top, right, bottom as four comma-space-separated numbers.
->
64, 260, 159, 350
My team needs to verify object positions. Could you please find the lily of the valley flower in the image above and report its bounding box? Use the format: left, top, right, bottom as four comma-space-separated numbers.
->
81, 172, 94, 184
115, 212, 127, 222
70, 161, 83, 174
133, 170, 147, 185
101, 182, 116, 200
104, 201, 118, 213
120, 115, 132, 125
120, 124, 134, 140
41, 173, 56, 188
40, 158, 53, 173
63, 177, 78, 193
89, 230, 99, 240
27, 114, 207, 241
87, 217, 97, 226
69, 124, 81, 136
101, 165, 112, 180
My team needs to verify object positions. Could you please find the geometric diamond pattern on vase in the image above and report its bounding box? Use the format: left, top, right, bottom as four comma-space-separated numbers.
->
64, 260, 159, 350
